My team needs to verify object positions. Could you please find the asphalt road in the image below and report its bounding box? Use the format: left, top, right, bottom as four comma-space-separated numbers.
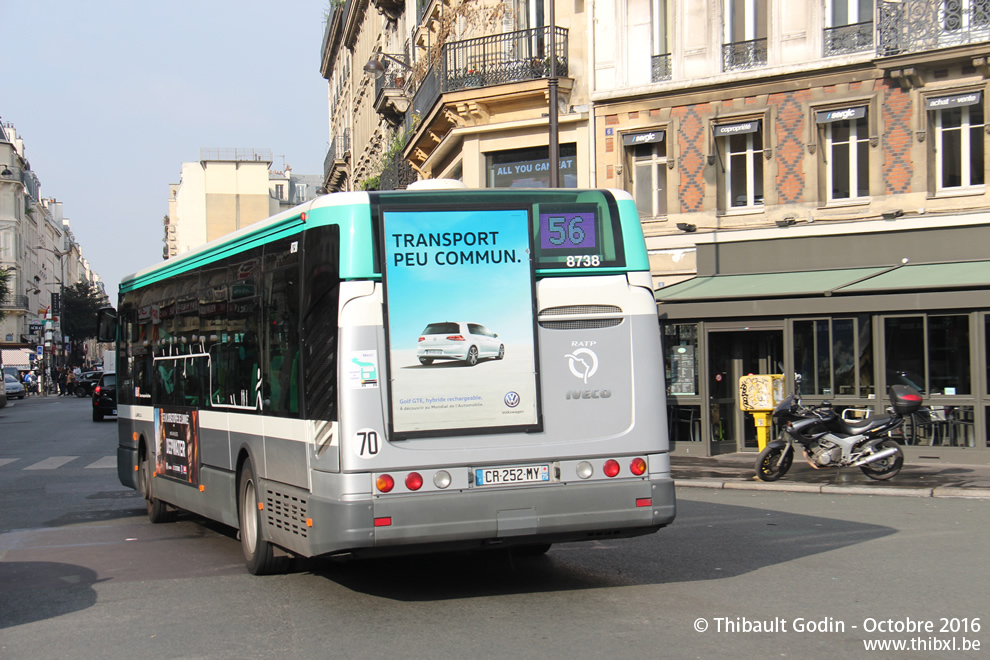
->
2, 395, 988, 659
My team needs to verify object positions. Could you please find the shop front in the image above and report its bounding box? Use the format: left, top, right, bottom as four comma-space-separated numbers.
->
657, 219, 990, 465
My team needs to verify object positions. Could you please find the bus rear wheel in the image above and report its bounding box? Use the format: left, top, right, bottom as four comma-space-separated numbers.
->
140, 451, 175, 523
239, 460, 287, 575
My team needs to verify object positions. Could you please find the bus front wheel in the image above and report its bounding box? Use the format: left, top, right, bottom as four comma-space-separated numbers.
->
239, 460, 287, 575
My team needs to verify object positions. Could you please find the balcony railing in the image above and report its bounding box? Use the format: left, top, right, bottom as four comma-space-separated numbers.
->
878, 0, 990, 56
722, 37, 768, 72
824, 20, 874, 56
379, 149, 418, 191
442, 26, 568, 92
374, 54, 411, 108
0, 295, 28, 311
323, 129, 350, 184
651, 53, 672, 82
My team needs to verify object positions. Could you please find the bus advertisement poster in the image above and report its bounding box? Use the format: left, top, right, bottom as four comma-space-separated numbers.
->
154, 408, 200, 485
382, 207, 540, 435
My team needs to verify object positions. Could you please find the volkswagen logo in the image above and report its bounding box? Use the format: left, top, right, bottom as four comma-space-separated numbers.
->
504, 391, 521, 408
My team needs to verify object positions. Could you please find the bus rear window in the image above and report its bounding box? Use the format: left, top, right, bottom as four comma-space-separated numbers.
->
422, 322, 460, 335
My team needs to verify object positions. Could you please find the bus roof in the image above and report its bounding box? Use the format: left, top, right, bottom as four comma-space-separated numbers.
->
120, 188, 645, 293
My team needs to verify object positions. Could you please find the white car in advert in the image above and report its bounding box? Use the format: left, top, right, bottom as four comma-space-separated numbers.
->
416, 322, 504, 366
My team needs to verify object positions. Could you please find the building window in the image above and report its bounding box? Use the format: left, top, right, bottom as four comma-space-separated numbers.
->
275, 184, 285, 200
941, 0, 990, 33
930, 93, 985, 192
793, 316, 873, 398
486, 143, 577, 188
723, 0, 767, 72
624, 131, 668, 218
715, 120, 764, 210
652, 0, 671, 82
884, 314, 971, 395
818, 107, 870, 201
824, 0, 873, 55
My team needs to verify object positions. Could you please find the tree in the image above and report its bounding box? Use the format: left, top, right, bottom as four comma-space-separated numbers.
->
0, 268, 10, 323
62, 282, 105, 365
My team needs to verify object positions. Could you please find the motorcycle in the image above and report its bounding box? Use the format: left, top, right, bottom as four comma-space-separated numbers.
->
755, 383, 923, 482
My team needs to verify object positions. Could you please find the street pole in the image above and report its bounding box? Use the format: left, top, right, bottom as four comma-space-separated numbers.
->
548, 0, 560, 188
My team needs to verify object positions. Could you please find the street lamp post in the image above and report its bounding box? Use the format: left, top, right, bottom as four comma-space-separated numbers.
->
34, 245, 69, 378
548, 0, 560, 188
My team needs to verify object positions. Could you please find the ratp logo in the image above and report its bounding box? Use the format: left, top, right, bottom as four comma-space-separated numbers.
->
565, 348, 599, 384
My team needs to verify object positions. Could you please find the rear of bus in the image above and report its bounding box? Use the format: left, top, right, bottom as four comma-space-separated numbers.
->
315, 188, 675, 557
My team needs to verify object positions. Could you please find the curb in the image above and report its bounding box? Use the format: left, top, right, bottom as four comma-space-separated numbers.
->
675, 479, 990, 500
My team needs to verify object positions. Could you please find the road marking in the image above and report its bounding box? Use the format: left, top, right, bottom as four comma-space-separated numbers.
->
24, 456, 78, 470
0, 458, 19, 468
85, 456, 117, 469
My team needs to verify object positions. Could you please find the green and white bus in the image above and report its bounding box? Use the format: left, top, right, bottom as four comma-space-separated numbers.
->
101, 186, 675, 574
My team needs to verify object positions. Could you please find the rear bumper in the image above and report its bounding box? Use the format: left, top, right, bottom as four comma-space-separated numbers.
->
297, 475, 676, 559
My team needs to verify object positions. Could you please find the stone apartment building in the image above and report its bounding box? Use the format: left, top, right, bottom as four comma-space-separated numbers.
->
1, 122, 105, 369
319, 0, 990, 463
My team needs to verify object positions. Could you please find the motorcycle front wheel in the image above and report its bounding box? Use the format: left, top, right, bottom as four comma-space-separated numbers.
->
859, 439, 904, 480
755, 443, 793, 482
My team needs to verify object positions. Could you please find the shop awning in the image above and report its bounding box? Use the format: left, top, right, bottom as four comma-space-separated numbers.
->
839, 260, 990, 292
655, 267, 890, 301
656, 260, 990, 303
1, 349, 33, 368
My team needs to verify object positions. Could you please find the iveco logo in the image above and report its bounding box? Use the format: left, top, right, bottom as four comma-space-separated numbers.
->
566, 389, 613, 400
565, 348, 598, 384
504, 391, 521, 408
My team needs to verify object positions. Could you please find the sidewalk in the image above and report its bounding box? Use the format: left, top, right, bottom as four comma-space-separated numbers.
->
671, 453, 990, 499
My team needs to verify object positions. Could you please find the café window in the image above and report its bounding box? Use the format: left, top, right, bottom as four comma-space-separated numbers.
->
928, 92, 985, 193
714, 120, 764, 211
884, 314, 971, 395
487, 143, 577, 188
818, 107, 869, 201
793, 316, 874, 397
663, 323, 698, 395
624, 130, 668, 218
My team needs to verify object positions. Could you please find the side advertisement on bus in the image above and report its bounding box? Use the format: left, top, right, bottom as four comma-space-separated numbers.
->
382, 206, 541, 438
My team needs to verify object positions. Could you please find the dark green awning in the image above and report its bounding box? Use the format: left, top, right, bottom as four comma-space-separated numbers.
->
657, 261, 990, 302
655, 267, 889, 301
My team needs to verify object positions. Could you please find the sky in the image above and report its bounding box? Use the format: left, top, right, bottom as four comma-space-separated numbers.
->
1, 1, 329, 296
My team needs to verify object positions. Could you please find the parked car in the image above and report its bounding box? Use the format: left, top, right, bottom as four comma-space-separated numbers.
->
5, 374, 26, 400
0, 374, 6, 408
416, 321, 504, 366
74, 370, 103, 397
92, 372, 117, 421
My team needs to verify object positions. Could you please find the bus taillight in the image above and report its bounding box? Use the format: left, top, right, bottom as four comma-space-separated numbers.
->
376, 474, 395, 493
405, 472, 424, 491
603, 460, 620, 478
630, 457, 647, 476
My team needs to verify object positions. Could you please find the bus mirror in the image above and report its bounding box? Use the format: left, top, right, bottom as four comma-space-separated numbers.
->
96, 307, 118, 343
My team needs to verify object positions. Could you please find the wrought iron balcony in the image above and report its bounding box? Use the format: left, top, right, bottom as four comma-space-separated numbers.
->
373, 55, 412, 125
442, 26, 568, 92
878, 0, 990, 57
0, 295, 28, 311
323, 130, 350, 191
651, 53, 672, 82
379, 148, 418, 191
824, 20, 874, 56
722, 37, 768, 72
